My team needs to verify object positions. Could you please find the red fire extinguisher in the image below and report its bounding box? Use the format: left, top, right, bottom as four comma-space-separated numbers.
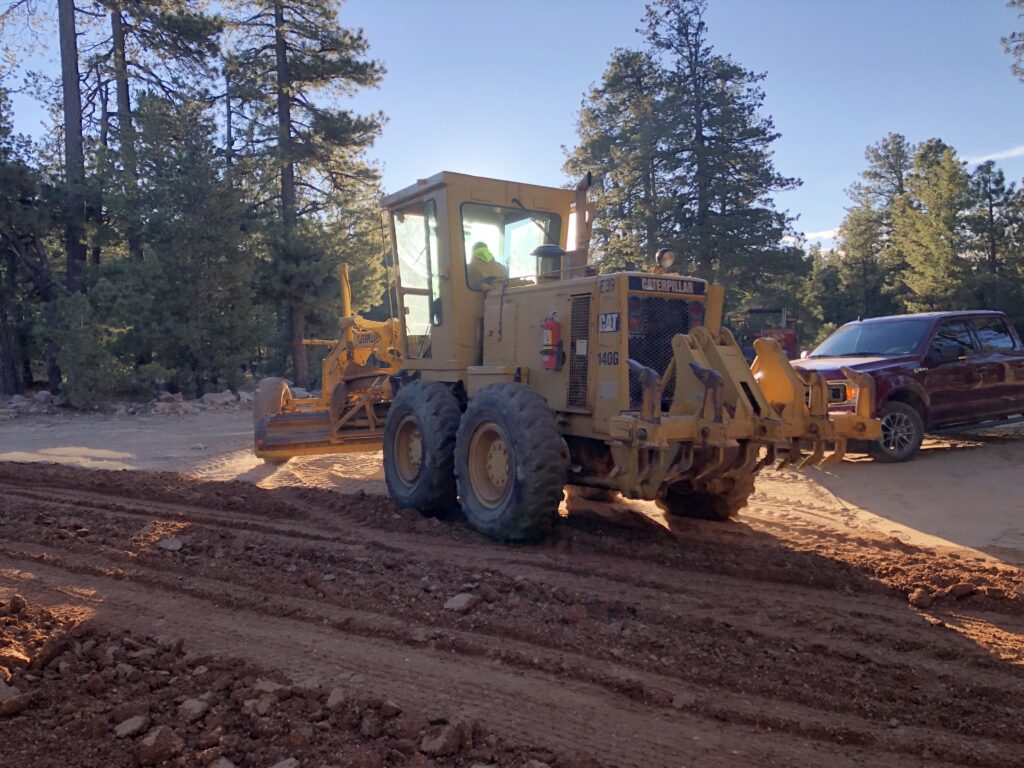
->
540, 312, 564, 371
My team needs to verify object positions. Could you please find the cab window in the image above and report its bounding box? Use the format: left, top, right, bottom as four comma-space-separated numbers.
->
393, 200, 440, 359
461, 203, 561, 291
970, 317, 1017, 352
929, 320, 975, 360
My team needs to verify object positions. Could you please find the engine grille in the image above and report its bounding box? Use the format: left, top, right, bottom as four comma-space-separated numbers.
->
628, 295, 690, 408
567, 294, 591, 408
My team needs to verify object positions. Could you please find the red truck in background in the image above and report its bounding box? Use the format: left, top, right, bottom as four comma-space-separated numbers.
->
794, 310, 1024, 462
734, 308, 800, 361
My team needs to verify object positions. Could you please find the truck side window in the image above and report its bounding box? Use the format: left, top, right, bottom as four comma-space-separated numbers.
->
930, 320, 975, 359
970, 317, 1016, 352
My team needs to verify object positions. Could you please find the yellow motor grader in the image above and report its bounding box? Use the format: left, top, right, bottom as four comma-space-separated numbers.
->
253, 171, 879, 541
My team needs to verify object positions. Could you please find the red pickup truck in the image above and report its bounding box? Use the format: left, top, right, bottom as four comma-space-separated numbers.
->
794, 311, 1024, 461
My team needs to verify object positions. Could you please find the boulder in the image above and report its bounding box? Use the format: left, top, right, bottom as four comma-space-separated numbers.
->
34, 390, 53, 405
202, 390, 237, 407
7, 394, 27, 408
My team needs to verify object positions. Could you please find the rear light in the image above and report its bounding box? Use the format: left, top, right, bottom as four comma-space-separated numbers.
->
628, 296, 642, 332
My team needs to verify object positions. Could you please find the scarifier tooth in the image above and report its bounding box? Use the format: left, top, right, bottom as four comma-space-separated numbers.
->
819, 440, 847, 467
799, 441, 825, 469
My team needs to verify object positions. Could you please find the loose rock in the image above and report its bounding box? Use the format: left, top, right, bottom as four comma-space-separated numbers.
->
326, 687, 346, 711
908, 588, 933, 609
945, 582, 976, 600
115, 715, 150, 739
444, 593, 480, 614
0, 689, 31, 716
156, 537, 184, 552
419, 723, 463, 756
179, 697, 209, 723
479, 583, 501, 603
136, 726, 185, 765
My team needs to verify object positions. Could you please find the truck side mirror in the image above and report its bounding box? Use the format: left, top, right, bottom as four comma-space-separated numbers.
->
926, 339, 961, 365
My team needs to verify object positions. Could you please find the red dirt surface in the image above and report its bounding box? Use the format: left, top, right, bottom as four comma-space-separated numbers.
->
2, 461, 1024, 767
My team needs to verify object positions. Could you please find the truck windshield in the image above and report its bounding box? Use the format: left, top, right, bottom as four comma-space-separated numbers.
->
810, 318, 932, 358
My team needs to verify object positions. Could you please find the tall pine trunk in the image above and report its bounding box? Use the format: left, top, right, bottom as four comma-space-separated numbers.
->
111, 7, 143, 262
58, 0, 87, 294
92, 83, 109, 270
273, 0, 307, 387
0, 291, 23, 395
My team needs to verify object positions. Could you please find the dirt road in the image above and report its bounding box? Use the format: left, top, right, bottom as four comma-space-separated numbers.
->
2, 411, 1024, 767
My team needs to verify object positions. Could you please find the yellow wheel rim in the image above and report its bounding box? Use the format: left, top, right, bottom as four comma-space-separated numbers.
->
468, 421, 512, 507
394, 415, 423, 484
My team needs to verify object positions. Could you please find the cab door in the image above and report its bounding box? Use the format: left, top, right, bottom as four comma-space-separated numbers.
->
921, 319, 982, 426
968, 316, 1024, 418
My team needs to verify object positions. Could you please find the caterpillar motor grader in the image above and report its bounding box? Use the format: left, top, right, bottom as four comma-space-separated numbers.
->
253, 171, 879, 542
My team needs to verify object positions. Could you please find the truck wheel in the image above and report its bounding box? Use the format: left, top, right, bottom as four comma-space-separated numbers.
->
455, 383, 568, 543
383, 381, 461, 517
869, 401, 924, 463
253, 378, 292, 465
656, 473, 755, 522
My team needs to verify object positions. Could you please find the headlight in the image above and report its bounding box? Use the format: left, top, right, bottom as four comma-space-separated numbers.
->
656, 248, 676, 270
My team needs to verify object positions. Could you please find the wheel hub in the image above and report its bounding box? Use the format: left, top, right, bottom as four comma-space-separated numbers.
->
881, 412, 914, 453
394, 415, 423, 483
468, 421, 512, 507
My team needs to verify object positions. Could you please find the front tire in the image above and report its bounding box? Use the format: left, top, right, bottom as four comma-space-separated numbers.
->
656, 472, 755, 521
455, 383, 568, 543
869, 401, 924, 463
383, 381, 462, 516
253, 378, 292, 464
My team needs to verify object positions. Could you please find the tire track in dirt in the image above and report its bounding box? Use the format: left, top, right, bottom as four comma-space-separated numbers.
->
6, 480, 1022, 687
2, 463, 1024, 767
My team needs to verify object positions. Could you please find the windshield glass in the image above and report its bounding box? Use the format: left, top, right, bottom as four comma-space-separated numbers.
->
811, 318, 932, 358
461, 203, 561, 290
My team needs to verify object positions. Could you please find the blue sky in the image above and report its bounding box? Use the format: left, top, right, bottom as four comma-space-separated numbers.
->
8, 1, 1024, 247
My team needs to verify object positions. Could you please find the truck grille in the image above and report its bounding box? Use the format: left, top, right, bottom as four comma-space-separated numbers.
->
567, 294, 591, 408
628, 295, 689, 408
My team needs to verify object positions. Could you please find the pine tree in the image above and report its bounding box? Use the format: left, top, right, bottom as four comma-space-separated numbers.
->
564, 49, 671, 271
966, 160, 1023, 311
90, 95, 256, 395
100, 1, 222, 262
1004, 0, 1024, 79
894, 141, 973, 310
643, 0, 800, 284
230, 0, 384, 387
837, 133, 916, 314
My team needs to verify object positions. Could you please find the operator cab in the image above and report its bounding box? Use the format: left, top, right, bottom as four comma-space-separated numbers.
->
381, 172, 581, 372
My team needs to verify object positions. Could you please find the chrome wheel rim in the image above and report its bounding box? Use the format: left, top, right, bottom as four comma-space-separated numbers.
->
880, 412, 915, 454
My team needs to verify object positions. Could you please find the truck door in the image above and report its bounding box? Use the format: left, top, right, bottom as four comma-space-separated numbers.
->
922, 319, 982, 426
968, 315, 1024, 419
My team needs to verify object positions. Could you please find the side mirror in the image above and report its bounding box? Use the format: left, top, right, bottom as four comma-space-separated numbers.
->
800, 350, 810, 360
926, 340, 961, 365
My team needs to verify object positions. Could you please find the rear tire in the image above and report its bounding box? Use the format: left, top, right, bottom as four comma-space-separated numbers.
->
455, 383, 568, 543
869, 401, 924, 463
383, 380, 461, 517
253, 378, 292, 464
656, 473, 755, 521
